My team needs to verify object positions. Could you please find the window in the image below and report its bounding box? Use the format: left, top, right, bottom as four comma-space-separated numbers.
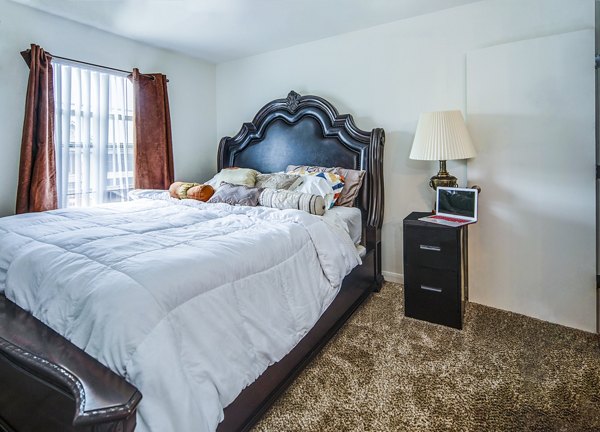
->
53, 60, 134, 208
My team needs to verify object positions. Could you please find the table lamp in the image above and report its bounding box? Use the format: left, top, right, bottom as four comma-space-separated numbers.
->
409, 110, 476, 190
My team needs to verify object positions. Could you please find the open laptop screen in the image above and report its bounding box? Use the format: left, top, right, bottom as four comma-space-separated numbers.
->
437, 187, 477, 219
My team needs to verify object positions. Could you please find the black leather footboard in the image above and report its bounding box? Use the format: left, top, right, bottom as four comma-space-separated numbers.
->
0, 295, 141, 432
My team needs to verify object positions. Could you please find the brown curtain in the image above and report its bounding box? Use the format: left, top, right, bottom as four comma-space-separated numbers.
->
16, 44, 58, 214
130, 68, 174, 190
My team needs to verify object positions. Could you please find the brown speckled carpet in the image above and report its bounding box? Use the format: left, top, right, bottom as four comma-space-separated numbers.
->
253, 282, 600, 432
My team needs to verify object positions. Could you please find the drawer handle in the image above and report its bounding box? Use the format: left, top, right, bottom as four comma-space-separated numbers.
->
420, 244, 441, 252
420, 285, 442, 293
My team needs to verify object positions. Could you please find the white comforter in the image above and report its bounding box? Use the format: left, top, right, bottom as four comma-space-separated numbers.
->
0, 198, 361, 431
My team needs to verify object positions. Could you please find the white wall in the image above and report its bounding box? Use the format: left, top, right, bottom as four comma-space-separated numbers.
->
467, 30, 596, 332
216, 0, 594, 329
0, 0, 216, 217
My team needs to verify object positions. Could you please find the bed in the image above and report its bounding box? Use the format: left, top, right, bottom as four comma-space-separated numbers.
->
0, 91, 384, 432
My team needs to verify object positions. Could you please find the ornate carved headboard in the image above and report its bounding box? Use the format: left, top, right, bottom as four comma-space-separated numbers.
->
218, 91, 385, 229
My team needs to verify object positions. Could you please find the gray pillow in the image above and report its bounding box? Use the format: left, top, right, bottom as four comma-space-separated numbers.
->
255, 173, 300, 190
259, 189, 326, 216
207, 182, 261, 207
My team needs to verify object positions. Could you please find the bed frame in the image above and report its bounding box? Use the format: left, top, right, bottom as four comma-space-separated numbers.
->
0, 91, 384, 432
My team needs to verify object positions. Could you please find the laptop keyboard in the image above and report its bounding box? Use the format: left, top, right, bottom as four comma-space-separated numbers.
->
431, 215, 467, 223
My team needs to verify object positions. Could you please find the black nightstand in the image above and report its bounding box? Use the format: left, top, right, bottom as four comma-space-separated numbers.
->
403, 212, 468, 329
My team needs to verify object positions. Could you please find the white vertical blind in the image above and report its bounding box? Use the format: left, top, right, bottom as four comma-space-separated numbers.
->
53, 60, 134, 208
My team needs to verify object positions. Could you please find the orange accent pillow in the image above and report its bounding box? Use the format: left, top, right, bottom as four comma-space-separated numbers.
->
187, 184, 214, 202
169, 182, 214, 201
169, 182, 197, 199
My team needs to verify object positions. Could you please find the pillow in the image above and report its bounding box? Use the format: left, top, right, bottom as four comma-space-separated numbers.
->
207, 182, 261, 207
168, 182, 215, 201
289, 175, 335, 209
288, 171, 344, 208
205, 167, 259, 189
186, 184, 214, 202
169, 182, 200, 199
314, 172, 344, 207
259, 189, 326, 216
128, 189, 171, 201
255, 173, 300, 190
287, 165, 366, 207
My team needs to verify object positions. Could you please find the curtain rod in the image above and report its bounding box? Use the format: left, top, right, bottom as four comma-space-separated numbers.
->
51, 54, 135, 76
20, 50, 168, 82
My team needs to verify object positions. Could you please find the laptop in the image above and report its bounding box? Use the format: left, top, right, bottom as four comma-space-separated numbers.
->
419, 187, 478, 227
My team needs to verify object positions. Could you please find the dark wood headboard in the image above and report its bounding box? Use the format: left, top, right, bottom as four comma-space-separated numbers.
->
217, 90, 385, 231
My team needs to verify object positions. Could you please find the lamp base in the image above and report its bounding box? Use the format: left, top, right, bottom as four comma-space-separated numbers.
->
429, 160, 458, 190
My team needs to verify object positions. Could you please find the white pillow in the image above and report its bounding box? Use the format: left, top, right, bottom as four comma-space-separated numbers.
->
128, 189, 171, 201
290, 175, 334, 209
205, 168, 259, 189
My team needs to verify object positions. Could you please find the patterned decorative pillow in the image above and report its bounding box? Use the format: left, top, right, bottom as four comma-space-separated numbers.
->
207, 182, 261, 207
289, 174, 335, 209
288, 170, 344, 208
205, 167, 259, 189
259, 189, 326, 216
255, 173, 300, 190
287, 165, 366, 207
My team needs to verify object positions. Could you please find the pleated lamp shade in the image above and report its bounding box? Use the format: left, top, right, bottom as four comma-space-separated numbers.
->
409, 110, 476, 161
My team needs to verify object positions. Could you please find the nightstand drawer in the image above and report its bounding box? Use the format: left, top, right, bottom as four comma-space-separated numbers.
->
404, 226, 459, 270
405, 267, 462, 328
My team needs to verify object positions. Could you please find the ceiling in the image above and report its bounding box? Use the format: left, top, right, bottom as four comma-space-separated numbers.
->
10, 0, 481, 63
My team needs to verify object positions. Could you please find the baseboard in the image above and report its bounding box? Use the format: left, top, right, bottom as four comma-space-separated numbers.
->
382, 271, 403, 284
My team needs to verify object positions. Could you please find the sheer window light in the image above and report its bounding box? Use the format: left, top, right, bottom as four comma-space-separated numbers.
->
53, 60, 134, 208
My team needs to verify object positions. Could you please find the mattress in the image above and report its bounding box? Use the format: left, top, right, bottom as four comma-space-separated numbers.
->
0, 198, 361, 432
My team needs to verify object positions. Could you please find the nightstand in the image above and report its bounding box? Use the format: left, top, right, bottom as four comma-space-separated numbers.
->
403, 212, 468, 329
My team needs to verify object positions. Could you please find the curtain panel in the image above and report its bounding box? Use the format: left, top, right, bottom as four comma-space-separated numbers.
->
17, 44, 58, 213
129, 69, 174, 190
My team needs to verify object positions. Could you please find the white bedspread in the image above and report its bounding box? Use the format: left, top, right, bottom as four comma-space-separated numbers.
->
0, 198, 361, 431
